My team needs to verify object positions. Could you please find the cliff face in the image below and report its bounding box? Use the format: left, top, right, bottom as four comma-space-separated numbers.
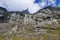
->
0, 7, 8, 23
0, 6, 60, 40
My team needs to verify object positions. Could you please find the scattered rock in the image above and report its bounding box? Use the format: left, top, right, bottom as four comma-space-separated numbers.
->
0, 6, 60, 40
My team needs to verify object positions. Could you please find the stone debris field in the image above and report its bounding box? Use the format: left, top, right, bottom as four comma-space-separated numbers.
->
0, 6, 60, 40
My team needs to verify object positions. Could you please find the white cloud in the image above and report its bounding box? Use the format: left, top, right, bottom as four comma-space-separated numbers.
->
0, 0, 56, 14
38, 0, 56, 8
47, 0, 56, 5
0, 0, 41, 14
58, 4, 60, 7
39, 2, 47, 7
28, 3, 40, 13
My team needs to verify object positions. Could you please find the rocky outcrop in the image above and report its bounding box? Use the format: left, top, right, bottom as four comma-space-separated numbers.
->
0, 6, 60, 40
0, 7, 8, 23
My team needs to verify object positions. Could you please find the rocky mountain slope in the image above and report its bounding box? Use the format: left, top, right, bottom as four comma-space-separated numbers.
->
0, 6, 60, 40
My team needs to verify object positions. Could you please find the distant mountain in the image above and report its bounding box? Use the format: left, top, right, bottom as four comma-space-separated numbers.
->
0, 7, 7, 13
35, 6, 60, 14
21, 9, 30, 14
32, 6, 60, 21
0, 7, 8, 23
0, 7, 8, 17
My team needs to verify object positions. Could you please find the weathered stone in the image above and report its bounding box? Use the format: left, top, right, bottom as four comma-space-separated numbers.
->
0, 6, 60, 40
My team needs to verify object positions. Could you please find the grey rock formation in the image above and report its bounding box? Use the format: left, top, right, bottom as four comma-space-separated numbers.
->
0, 6, 60, 40
0, 7, 8, 23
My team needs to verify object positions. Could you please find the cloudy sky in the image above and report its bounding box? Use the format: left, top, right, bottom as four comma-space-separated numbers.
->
0, 0, 60, 14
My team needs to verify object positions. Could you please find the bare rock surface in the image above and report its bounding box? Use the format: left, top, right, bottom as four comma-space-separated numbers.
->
0, 6, 60, 40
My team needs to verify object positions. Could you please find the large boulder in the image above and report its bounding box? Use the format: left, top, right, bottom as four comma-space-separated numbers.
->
0, 7, 8, 23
